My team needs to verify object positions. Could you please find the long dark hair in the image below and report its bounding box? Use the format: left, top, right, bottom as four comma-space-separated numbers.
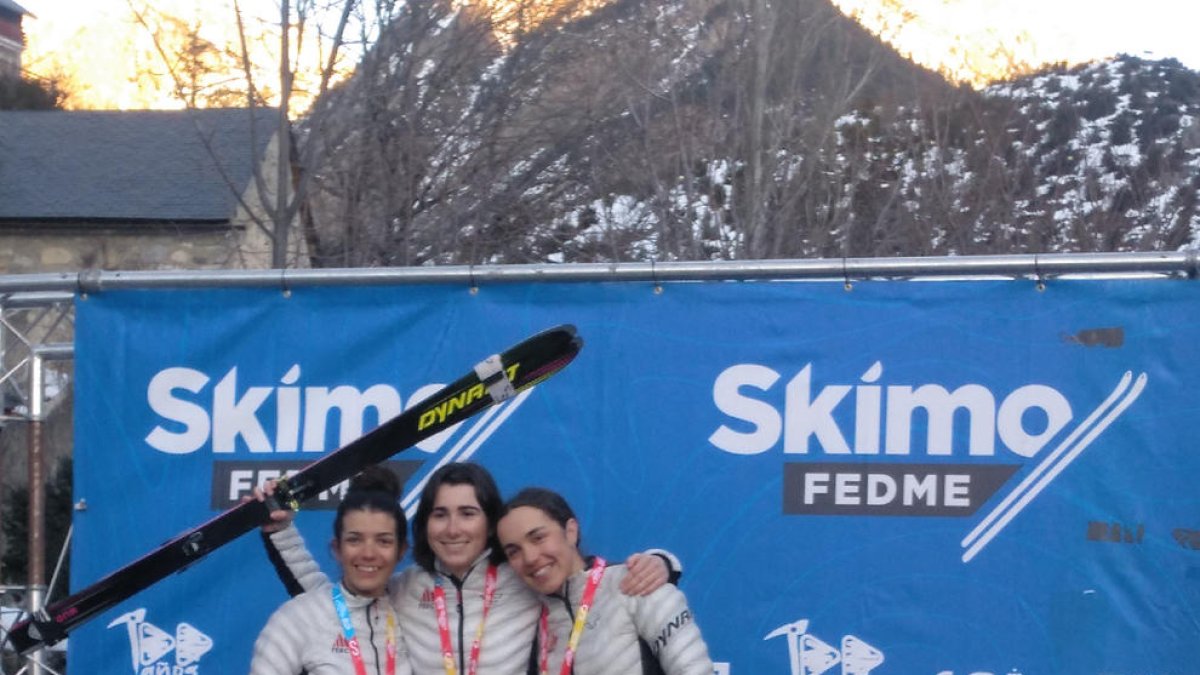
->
334, 464, 408, 543
411, 462, 505, 572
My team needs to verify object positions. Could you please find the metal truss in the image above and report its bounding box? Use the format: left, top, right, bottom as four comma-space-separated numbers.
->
1, 293, 75, 425
1, 292, 75, 675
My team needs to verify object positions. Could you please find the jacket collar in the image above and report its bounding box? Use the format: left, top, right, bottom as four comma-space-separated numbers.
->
336, 580, 386, 607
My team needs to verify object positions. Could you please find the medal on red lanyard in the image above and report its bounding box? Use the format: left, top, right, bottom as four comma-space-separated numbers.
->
538, 557, 607, 675
331, 585, 396, 675
433, 564, 499, 675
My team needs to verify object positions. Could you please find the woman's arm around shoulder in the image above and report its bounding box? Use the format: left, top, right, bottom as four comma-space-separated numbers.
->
620, 548, 683, 596
626, 580, 714, 675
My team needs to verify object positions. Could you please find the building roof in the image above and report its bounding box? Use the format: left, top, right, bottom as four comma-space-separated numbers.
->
0, 107, 279, 222
0, 0, 30, 17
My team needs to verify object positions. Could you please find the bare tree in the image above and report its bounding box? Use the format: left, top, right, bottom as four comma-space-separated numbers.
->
281, 0, 1200, 266
561, 0, 948, 260
130, 0, 365, 268
300, 0, 504, 266
127, 6, 249, 108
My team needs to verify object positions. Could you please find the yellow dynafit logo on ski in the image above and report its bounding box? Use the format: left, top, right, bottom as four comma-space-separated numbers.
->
418, 363, 520, 431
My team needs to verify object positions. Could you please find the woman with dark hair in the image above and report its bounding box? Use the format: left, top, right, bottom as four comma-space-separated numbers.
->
397, 461, 535, 673
250, 465, 410, 675
409, 462, 505, 574
261, 462, 676, 674
497, 487, 713, 675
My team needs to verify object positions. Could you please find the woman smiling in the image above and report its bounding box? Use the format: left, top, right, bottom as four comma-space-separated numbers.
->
251, 467, 410, 675
261, 463, 677, 674
497, 487, 713, 675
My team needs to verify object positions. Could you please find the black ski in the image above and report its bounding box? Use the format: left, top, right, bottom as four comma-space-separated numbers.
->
3, 324, 582, 655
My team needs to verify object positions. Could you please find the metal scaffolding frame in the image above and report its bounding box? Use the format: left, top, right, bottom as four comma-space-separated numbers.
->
0, 250, 1195, 673
0, 251, 1197, 294
1, 292, 73, 675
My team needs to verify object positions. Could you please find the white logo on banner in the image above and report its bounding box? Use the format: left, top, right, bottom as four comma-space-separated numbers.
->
108, 609, 213, 675
145, 367, 479, 455
144, 368, 530, 456
709, 365, 1147, 561
763, 619, 884, 675
143, 365, 535, 509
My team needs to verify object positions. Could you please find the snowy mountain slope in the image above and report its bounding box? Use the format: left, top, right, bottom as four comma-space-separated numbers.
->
300, 0, 1199, 264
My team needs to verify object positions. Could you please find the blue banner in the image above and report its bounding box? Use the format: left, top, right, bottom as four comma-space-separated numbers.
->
71, 279, 1200, 674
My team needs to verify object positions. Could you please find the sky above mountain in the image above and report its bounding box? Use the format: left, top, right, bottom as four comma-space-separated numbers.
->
15, 0, 1200, 109
833, 0, 1199, 85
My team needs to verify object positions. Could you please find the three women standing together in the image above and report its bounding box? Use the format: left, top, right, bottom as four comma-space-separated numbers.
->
249, 462, 713, 674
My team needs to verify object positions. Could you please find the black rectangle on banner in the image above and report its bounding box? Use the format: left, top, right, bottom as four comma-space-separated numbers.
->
783, 462, 1020, 516
212, 460, 422, 510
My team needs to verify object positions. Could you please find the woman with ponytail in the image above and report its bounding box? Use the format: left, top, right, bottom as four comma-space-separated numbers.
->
250, 466, 411, 675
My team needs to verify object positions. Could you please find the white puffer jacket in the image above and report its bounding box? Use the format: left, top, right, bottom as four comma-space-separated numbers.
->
268, 525, 541, 674
538, 561, 713, 675
393, 552, 543, 674
249, 577, 410, 675
265, 526, 686, 675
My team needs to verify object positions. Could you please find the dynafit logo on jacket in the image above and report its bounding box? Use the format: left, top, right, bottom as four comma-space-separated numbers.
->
708, 362, 1146, 562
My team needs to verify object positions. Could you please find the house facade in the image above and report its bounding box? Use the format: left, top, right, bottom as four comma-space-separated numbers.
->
0, 0, 27, 77
0, 106, 307, 594
0, 107, 306, 273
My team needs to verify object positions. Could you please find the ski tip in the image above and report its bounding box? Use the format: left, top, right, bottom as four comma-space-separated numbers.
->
556, 325, 582, 351
507, 324, 581, 360
511, 332, 584, 392
540, 323, 577, 341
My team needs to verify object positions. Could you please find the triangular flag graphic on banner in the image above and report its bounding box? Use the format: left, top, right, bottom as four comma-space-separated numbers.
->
175, 622, 214, 666
841, 634, 884, 674
136, 621, 174, 666
799, 633, 841, 675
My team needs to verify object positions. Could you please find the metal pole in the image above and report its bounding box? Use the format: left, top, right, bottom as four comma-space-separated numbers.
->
25, 353, 45, 675
1, 297, 6, 567
0, 251, 1197, 293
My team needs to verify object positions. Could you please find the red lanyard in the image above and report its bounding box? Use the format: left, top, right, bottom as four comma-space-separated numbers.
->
538, 557, 607, 675
433, 564, 499, 675
331, 585, 396, 675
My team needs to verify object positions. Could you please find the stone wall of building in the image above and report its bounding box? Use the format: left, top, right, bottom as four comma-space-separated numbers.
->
0, 227, 256, 274
0, 11, 22, 78
0, 133, 308, 586
0, 134, 307, 275
227, 133, 309, 269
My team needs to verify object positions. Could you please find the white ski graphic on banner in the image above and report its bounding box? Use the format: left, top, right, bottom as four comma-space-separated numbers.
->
962, 371, 1146, 561
402, 388, 534, 519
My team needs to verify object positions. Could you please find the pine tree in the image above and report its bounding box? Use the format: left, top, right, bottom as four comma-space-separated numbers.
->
2, 456, 73, 602
0, 74, 64, 110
